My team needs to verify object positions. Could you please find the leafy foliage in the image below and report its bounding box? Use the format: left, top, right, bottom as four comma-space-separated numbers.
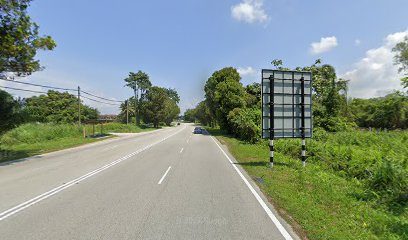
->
0, 89, 25, 132
204, 67, 241, 127
393, 36, 408, 90
227, 107, 261, 143
245, 82, 261, 109
141, 86, 180, 128
0, 0, 56, 78
204, 67, 247, 132
350, 92, 408, 129
25, 90, 99, 123
165, 88, 180, 103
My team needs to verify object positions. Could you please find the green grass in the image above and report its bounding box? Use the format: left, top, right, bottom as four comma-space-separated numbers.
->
208, 128, 408, 240
0, 122, 156, 163
102, 122, 156, 133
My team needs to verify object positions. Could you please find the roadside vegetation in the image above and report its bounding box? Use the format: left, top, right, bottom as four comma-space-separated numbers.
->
209, 128, 407, 239
0, 122, 156, 163
186, 40, 408, 239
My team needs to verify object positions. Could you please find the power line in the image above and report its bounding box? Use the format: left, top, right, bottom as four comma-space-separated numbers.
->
81, 90, 123, 103
1, 78, 125, 103
0, 86, 121, 106
0, 78, 76, 92
0, 86, 48, 94
81, 95, 122, 106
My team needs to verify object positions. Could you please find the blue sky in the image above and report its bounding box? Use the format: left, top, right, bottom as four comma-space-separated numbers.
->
2, 0, 408, 114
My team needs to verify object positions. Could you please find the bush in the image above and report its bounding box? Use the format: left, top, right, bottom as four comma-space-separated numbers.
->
367, 157, 408, 208
227, 108, 261, 143
0, 123, 82, 145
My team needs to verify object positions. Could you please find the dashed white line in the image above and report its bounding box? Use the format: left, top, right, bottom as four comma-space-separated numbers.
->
0, 126, 186, 222
210, 136, 294, 240
158, 166, 172, 185
179, 148, 184, 153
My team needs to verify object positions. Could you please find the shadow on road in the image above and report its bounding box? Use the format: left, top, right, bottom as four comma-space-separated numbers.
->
0, 150, 42, 166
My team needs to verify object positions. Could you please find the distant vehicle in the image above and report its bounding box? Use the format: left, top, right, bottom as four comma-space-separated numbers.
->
177, 122, 180, 125
193, 127, 202, 134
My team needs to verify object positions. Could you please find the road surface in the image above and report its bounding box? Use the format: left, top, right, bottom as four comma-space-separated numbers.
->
0, 124, 299, 240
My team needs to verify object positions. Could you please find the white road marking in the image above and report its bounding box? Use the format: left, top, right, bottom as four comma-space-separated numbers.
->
210, 136, 294, 240
179, 148, 184, 153
0, 126, 186, 222
158, 166, 172, 185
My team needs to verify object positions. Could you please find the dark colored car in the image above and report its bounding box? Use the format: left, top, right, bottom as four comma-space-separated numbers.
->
177, 122, 180, 125
193, 127, 202, 134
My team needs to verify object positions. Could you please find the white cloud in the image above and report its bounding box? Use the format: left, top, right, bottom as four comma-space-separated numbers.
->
231, 0, 268, 23
310, 36, 338, 54
237, 66, 256, 76
355, 39, 361, 46
341, 30, 408, 98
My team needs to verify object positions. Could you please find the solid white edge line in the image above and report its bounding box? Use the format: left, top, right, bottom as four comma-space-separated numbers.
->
0, 125, 186, 221
210, 136, 294, 240
158, 166, 172, 185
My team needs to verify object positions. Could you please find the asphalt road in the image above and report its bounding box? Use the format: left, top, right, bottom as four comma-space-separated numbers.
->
0, 124, 299, 240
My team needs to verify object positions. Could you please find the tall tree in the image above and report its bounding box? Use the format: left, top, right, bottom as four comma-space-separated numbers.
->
392, 36, 408, 89
0, 89, 24, 133
141, 86, 167, 128
124, 71, 151, 126
204, 67, 243, 128
301, 61, 350, 131
0, 0, 56, 79
141, 86, 180, 127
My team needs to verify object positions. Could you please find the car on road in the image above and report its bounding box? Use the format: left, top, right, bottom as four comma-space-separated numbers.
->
193, 127, 202, 134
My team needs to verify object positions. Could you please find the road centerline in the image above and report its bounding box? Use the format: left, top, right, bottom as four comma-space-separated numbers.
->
0, 126, 186, 222
158, 166, 172, 185
179, 147, 184, 153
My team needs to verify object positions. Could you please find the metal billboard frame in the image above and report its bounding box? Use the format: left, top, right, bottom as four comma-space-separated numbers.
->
261, 69, 313, 167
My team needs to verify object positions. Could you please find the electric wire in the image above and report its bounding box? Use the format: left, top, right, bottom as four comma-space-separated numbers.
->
1, 78, 125, 104
0, 86, 48, 94
80, 95, 122, 106
0, 79, 76, 92
80, 90, 123, 102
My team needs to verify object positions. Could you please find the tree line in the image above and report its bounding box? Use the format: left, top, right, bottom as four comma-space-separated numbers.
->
0, 70, 181, 133
185, 39, 408, 142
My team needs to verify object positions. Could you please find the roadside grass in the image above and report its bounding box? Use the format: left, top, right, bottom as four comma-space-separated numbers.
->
0, 122, 155, 163
208, 128, 408, 240
102, 122, 156, 133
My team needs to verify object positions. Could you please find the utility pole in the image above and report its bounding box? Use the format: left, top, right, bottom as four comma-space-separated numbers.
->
126, 100, 129, 125
134, 81, 138, 127
78, 86, 81, 125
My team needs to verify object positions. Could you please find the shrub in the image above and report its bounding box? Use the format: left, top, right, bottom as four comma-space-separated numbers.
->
227, 107, 261, 143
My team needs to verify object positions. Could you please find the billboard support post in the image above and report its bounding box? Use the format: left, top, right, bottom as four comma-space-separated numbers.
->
269, 75, 274, 168
300, 76, 306, 167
